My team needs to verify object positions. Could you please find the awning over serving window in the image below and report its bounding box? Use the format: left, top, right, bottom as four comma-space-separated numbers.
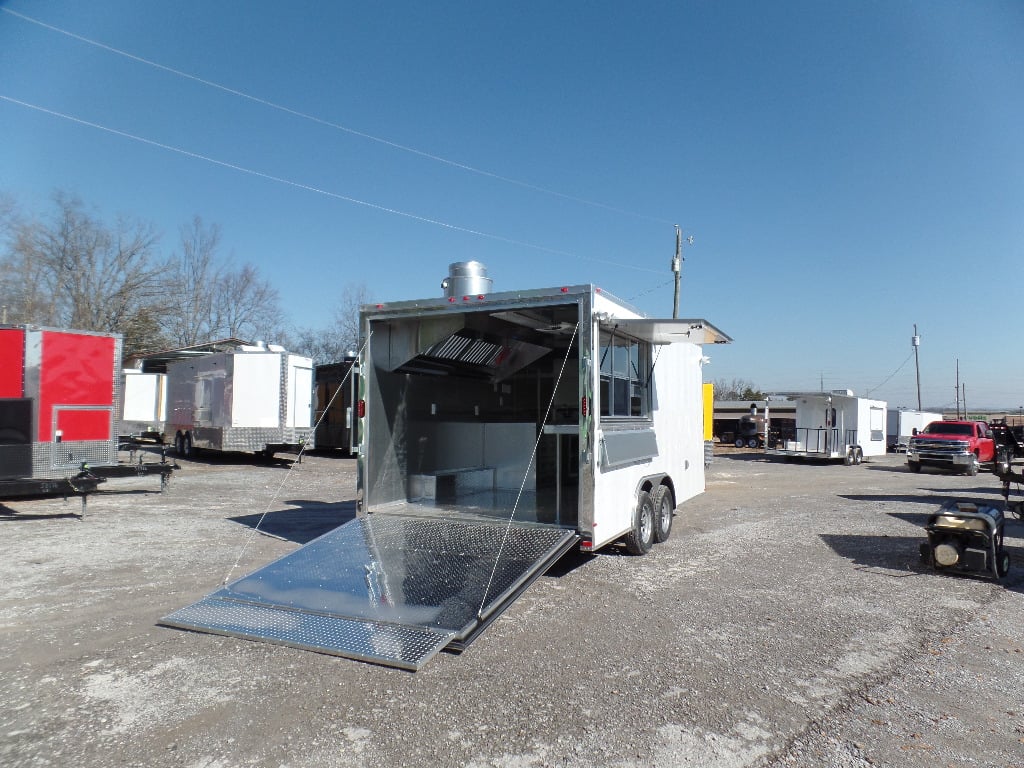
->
602, 318, 732, 345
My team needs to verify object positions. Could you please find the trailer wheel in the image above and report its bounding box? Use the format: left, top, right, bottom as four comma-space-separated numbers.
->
965, 453, 979, 476
182, 432, 195, 459
174, 432, 185, 456
652, 485, 675, 543
908, 460, 921, 473
624, 490, 655, 555
854, 447, 864, 465
844, 449, 855, 466
996, 549, 1010, 578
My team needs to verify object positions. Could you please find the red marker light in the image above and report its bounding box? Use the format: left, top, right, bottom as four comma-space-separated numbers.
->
357, 400, 366, 418
448, 297, 456, 303
560, 286, 569, 293
581, 396, 588, 416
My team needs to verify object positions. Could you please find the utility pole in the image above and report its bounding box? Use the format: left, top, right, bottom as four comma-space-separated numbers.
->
912, 325, 921, 410
671, 226, 692, 319
955, 359, 960, 419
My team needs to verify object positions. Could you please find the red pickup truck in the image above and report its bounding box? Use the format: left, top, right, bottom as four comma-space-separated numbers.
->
906, 420, 996, 475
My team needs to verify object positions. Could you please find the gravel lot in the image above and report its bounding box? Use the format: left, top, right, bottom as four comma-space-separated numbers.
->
2, 448, 1022, 768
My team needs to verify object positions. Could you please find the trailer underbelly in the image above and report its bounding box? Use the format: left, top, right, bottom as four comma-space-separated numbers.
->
161, 514, 578, 670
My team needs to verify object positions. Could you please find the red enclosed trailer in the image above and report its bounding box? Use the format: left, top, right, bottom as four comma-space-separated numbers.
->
0, 325, 173, 504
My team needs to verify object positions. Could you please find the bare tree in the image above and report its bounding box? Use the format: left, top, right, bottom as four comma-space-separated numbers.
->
288, 282, 368, 364
0, 193, 166, 353
210, 263, 285, 343
712, 378, 764, 401
163, 216, 222, 346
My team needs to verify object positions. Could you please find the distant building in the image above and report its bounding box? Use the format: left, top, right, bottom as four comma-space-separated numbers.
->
712, 399, 796, 447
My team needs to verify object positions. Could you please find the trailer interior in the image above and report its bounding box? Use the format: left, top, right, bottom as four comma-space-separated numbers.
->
362, 301, 585, 529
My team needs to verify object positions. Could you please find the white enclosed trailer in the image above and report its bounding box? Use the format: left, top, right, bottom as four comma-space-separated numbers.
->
886, 408, 943, 452
162, 263, 730, 669
764, 390, 887, 463
117, 368, 167, 442
165, 343, 314, 458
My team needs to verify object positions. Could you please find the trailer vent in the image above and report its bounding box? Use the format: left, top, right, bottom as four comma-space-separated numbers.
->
425, 333, 501, 368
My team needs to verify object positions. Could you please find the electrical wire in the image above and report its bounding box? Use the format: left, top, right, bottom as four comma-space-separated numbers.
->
2, 7, 675, 227
865, 350, 915, 396
221, 335, 368, 587
477, 321, 579, 620
0, 94, 664, 276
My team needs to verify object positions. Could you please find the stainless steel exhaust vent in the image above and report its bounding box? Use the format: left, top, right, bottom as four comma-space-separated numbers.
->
441, 261, 492, 298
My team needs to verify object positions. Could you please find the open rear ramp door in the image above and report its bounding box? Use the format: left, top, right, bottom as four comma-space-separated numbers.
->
161, 516, 578, 670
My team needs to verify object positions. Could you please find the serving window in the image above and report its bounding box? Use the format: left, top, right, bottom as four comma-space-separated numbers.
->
598, 329, 650, 419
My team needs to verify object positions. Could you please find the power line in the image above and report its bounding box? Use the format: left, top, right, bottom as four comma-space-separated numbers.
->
865, 350, 915, 396
2, 7, 676, 227
0, 94, 664, 275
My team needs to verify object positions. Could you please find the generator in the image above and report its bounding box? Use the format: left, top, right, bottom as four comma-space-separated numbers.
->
920, 501, 1010, 580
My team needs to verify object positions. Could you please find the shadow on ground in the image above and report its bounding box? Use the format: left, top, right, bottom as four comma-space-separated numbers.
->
821, 532, 1024, 593
230, 499, 357, 543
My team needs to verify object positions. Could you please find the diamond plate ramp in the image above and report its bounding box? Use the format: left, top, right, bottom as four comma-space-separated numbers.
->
161, 515, 578, 670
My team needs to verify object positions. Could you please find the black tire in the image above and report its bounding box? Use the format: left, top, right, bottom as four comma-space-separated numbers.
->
652, 485, 675, 544
734, 438, 745, 448
182, 432, 194, 459
747, 438, 758, 449
908, 460, 921, 473
919, 542, 933, 565
844, 449, 855, 466
174, 432, 185, 456
996, 549, 1010, 578
624, 490, 655, 555
965, 453, 979, 476
854, 447, 864, 465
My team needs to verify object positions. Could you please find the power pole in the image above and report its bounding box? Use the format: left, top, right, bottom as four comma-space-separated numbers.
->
912, 325, 921, 410
671, 227, 693, 319
672, 226, 682, 319
955, 359, 960, 419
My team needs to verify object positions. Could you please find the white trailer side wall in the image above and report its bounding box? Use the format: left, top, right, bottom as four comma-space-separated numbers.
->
121, 370, 165, 422
887, 409, 942, 445
231, 353, 282, 428
285, 355, 314, 429
857, 398, 888, 457
591, 340, 705, 549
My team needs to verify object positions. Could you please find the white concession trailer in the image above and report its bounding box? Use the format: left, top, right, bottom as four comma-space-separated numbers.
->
165, 343, 314, 458
117, 368, 167, 442
886, 408, 943, 452
163, 263, 730, 669
764, 390, 887, 463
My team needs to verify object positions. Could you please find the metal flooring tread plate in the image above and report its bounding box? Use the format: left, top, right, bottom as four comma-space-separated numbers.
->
160, 514, 577, 670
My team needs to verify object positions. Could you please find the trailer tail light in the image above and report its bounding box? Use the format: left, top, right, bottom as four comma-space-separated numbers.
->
357, 400, 365, 419
560, 286, 569, 293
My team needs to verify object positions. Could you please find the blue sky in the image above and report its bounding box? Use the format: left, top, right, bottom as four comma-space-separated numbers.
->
1, 1, 1021, 409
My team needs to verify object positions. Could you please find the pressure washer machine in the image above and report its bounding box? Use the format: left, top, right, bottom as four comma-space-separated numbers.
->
920, 501, 1010, 580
